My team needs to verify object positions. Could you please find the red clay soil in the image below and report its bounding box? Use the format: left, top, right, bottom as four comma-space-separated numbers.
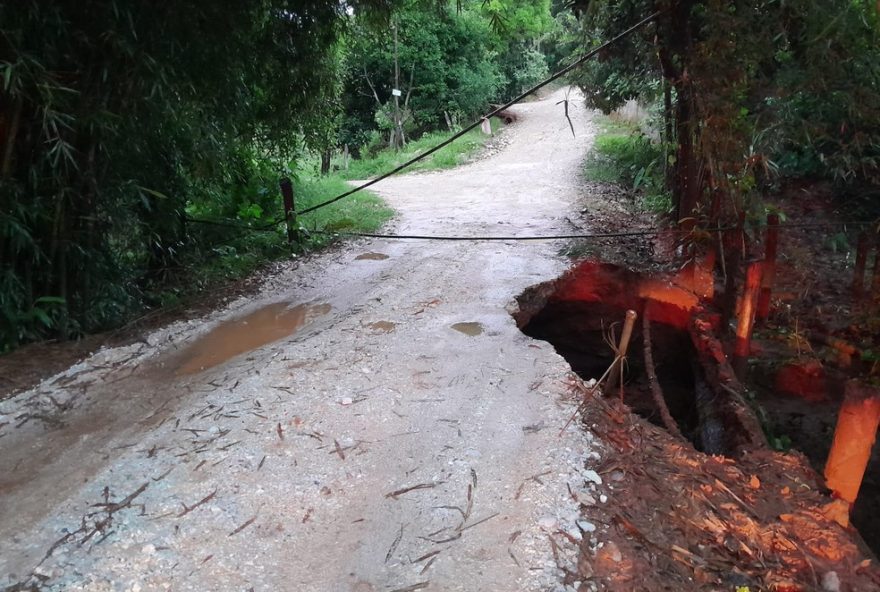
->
564, 179, 880, 591
571, 382, 880, 592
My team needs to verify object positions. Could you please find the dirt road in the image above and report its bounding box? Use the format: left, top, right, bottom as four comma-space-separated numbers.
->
0, 88, 606, 592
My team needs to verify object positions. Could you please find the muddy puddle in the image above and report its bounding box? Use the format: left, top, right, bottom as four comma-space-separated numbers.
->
355, 252, 389, 261
452, 322, 484, 336
173, 302, 331, 375
368, 321, 396, 333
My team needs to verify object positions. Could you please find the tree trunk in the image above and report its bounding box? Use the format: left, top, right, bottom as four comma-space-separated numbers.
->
320, 149, 331, 175
663, 80, 673, 192
391, 22, 405, 150
673, 82, 701, 229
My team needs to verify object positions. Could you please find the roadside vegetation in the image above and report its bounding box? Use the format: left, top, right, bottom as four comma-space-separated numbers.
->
570, 0, 880, 229
583, 115, 671, 214
0, 0, 558, 351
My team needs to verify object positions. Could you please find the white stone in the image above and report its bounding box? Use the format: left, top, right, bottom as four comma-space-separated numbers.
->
141, 544, 156, 556
599, 494, 608, 503
821, 571, 840, 592
537, 516, 558, 530
583, 470, 603, 485
577, 520, 597, 533
339, 397, 353, 406
577, 493, 597, 505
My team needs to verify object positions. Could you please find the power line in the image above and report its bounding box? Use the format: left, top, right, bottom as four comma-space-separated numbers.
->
308, 219, 877, 243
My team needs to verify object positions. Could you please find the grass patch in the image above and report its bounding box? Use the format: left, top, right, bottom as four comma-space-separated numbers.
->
148, 119, 497, 316
157, 176, 393, 308
584, 116, 672, 213
296, 175, 394, 244
334, 117, 502, 180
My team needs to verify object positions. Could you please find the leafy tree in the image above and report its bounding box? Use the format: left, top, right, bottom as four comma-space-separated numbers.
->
0, 0, 386, 349
340, 2, 505, 151
569, 0, 880, 227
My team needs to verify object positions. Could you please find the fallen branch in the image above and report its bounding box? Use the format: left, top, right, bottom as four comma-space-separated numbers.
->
642, 317, 684, 438
228, 515, 257, 537
178, 490, 217, 517
385, 482, 442, 499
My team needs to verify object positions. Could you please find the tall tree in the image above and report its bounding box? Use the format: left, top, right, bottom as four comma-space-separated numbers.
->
0, 0, 387, 348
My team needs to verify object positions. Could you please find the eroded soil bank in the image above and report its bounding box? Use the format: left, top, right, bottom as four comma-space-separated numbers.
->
512, 249, 880, 590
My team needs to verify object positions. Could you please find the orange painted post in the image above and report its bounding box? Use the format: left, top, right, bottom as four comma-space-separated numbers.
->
733, 261, 763, 380
852, 232, 868, 299
824, 381, 880, 520
756, 214, 779, 321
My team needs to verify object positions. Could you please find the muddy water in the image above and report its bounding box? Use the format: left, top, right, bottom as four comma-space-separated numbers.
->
368, 321, 396, 333
355, 252, 389, 260
452, 322, 484, 336
174, 302, 331, 375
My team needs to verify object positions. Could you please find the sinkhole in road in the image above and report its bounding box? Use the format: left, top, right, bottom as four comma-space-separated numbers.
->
512, 261, 738, 454
521, 298, 704, 444
173, 301, 331, 375
513, 265, 712, 449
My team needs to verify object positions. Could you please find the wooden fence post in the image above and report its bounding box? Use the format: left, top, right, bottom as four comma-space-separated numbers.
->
721, 211, 746, 333
279, 177, 299, 247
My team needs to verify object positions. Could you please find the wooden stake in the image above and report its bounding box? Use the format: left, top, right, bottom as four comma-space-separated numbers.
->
756, 214, 779, 321
733, 261, 763, 380
824, 381, 880, 509
852, 232, 868, 299
607, 310, 638, 399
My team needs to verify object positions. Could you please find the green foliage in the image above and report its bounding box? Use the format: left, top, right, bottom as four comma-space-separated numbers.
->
503, 44, 550, 96
335, 117, 501, 179
340, 4, 506, 148
154, 173, 393, 310
0, 0, 386, 350
568, 0, 880, 222
339, 0, 557, 151
298, 177, 394, 244
0, 0, 557, 351
760, 1, 880, 187
584, 120, 671, 212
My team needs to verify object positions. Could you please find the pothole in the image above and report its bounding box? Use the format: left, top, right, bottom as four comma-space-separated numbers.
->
521, 298, 704, 447
172, 301, 331, 375
514, 259, 880, 555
